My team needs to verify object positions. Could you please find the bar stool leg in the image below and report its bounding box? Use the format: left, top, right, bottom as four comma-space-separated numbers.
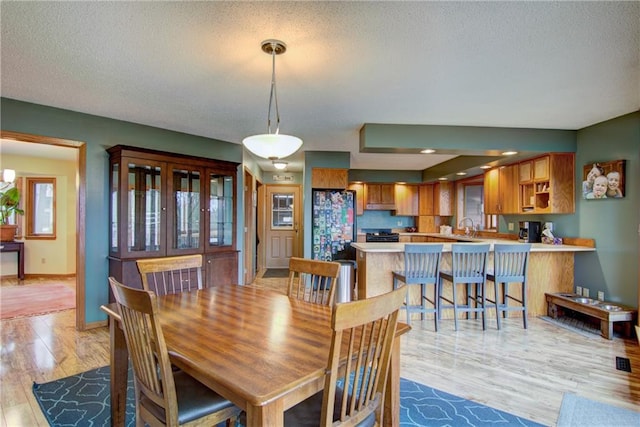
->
452, 280, 459, 331
420, 283, 426, 321
494, 280, 502, 330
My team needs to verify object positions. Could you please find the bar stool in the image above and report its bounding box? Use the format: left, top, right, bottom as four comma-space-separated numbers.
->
438, 243, 490, 331
392, 244, 443, 330
486, 243, 531, 329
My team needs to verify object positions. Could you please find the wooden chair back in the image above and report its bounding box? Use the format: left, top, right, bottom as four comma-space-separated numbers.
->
322, 286, 406, 426
136, 254, 203, 296
108, 277, 180, 425
287, 257, 341, 306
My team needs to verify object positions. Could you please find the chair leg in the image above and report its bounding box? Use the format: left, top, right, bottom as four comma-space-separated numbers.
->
405, 285, 412, 326
480, 282, 486, 331
433, 282, 439, 332
494, 281, 502, 330
452, 281, 459, 331
502, 283, 508, 319
522, 282, 528, 329
420, 283, 426, 321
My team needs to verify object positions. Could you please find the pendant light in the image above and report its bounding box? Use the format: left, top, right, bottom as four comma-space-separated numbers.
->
242, 39, 303, 160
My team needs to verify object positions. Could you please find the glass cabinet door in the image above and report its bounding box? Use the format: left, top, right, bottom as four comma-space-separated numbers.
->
109, 161, 119, 254
168, 166, 203, 254
207, 172, 234, 249
126, 161, 163, 254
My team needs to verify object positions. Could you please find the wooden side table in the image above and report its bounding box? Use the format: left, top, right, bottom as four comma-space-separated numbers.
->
0, 241, 25, 280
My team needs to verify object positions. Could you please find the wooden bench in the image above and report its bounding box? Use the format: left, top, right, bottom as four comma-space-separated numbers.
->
545, 293, 637, 339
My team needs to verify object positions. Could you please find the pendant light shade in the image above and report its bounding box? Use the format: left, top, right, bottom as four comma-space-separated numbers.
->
243, 39, 303, 160
243, 133, 302, 160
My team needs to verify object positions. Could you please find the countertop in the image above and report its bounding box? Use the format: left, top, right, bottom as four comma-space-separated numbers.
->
351, 237, 595, 253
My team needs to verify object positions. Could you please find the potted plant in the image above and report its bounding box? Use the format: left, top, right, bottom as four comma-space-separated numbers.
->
0, 186, 24, 241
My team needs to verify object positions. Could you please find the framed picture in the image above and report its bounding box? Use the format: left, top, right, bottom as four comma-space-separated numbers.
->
582, 160, 625, 199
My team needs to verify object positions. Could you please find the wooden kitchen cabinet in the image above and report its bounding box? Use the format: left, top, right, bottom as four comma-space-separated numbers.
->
364, 183, 396, 210
519, 153, 574, 213
107, 145, 239, 291
347, 182, 365, 215
484, 165, 517, 214
433, 182, 453, 216
393, 184, 419, 216
204, 251, 238, 287
312, 168, 348, 189
418, 184, 434, 215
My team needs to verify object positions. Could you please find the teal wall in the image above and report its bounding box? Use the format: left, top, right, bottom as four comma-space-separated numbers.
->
1, 98, 243, 324
574, 111, 639, 306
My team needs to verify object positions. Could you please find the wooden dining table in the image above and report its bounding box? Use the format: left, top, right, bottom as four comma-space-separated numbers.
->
101, 284, 410, 427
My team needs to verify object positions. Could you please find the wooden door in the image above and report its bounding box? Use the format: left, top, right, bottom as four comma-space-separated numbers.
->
265, 184, 301, 268
243, 169, 256, 285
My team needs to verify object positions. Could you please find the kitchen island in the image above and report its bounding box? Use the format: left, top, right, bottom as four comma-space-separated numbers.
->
352, 239, 595, 320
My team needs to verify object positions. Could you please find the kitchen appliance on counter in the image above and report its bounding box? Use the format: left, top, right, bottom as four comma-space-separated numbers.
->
365, 229, 400, 242
519, 221, 541, 243
311, 189, 356, 261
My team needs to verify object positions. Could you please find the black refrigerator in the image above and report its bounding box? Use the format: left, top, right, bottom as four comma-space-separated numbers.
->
311, 189, 356, 261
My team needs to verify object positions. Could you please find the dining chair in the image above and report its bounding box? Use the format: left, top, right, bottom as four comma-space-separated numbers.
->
287, 257, 341, 306
438, 244, 490, 331
283, 286, 406, 426
136, 254, 203, 296
108, 277, 241, 427
486, 243, 531, 329
392, 244, 443, 329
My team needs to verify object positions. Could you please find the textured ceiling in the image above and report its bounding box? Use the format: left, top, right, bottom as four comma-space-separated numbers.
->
1, 1, 638, 173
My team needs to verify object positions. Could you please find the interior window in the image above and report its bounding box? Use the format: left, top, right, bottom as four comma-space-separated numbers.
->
456, 178, 496, 231
26, 177, 56, 239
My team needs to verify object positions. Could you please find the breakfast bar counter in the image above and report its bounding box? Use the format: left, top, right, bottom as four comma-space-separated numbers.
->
352, 240, 595, 319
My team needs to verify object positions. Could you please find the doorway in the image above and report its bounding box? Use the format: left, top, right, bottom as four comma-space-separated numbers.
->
263, 184, 301, 269
0, 131, 86, 329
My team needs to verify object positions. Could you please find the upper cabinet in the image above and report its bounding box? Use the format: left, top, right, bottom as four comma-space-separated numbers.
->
364, 183, 396, 210
484, 165, 517, 214
433, 182, 453, 216
519, 153, 574, 214
107, 145, 239, 289
311, 168, 348, 189
418, 184, 434, 216
394, 184, 419, 216
347, 182, 365, 215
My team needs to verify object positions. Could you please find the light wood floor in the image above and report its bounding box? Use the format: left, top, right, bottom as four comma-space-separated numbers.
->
1, 275, 639, 426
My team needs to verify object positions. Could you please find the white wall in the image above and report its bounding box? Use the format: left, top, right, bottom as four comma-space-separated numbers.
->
0, 153, 77, 276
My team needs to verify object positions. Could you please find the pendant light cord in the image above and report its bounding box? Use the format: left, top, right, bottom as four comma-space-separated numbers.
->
267, 43, 281, 135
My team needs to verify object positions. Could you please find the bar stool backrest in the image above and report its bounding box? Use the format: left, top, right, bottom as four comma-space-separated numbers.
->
492, 244, 531, 282
403, 244, 443, 284
450, 243, 490, 283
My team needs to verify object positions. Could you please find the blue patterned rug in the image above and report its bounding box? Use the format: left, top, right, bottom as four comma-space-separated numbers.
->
33, 366, 542, 426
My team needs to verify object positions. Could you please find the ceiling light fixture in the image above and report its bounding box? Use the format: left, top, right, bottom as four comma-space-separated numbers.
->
242, 39, 303, 160
272, 160, 288, 170
480, 165, 492, 169
421, 149, 435, 154
456, 172, 467, 176
502, 151, 518, 156
2, 169, 16, 184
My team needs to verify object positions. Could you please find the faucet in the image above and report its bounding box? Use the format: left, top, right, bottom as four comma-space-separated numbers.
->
458, 217, 475, 237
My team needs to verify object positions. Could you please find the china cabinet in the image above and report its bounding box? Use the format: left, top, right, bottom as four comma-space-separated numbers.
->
107, 145, 239, 290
